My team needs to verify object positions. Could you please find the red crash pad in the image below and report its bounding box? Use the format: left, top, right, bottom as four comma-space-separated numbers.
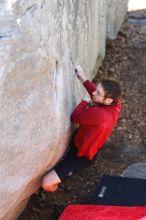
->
59, 205, 146, 220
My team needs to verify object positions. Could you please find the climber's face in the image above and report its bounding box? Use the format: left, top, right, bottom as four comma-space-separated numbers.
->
91, 83, 105, 104
91, 83, 113, 105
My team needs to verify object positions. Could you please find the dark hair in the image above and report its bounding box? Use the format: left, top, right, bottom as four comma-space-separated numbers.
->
101, 79, 122, 105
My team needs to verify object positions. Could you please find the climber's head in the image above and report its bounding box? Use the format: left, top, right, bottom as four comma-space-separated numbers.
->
91, 79, 122, 105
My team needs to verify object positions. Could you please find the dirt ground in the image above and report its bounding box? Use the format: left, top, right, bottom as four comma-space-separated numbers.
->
19, 9, 146, 220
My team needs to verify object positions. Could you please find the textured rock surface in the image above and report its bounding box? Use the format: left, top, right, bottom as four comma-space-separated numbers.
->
0, 0, 128, 219
122, 163, 146, 179
107, 0, 128, 39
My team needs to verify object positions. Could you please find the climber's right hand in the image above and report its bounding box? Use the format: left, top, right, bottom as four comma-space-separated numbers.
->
75, 65, 87, 83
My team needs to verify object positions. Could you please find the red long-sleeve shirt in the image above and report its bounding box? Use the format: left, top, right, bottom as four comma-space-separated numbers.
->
70, 80, 122, 160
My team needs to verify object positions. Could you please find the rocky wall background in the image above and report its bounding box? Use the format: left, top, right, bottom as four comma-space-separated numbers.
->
0, 0, 128, 219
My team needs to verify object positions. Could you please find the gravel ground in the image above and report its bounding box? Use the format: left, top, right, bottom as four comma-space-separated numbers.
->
19, 9, 146, 220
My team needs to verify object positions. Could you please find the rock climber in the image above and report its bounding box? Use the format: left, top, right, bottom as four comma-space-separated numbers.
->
41, 65, 122, 192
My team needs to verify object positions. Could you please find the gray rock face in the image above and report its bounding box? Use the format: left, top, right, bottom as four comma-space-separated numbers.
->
0, 0, 128, 219
107, 0, 128, 39
122, 163, 146, 179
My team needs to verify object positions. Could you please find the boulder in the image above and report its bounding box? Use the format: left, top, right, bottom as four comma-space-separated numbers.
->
0, 0, 128, 219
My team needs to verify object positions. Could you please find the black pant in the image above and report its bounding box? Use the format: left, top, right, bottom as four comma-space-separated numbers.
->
55, 130, 93, 181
